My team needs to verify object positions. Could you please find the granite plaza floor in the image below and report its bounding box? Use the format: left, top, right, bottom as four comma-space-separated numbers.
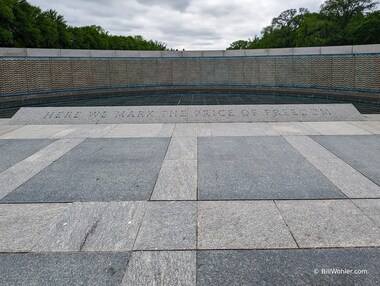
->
0, 117, 380, 285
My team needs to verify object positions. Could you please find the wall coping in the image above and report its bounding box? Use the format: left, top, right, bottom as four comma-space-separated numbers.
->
0, 44, 380, 58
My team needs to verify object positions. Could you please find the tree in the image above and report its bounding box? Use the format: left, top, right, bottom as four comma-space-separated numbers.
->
228, 40, 250, 50
0, 0, 15, 46
12, 0, 42, 47
321, 0, 378, 26
294, 13, 342, 46
227, 0, 380, 49
0, 0, 166, 50
347, 10, 380, 43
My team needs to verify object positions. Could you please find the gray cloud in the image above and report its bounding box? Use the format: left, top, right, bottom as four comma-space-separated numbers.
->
28, 0, 325, 50
137, 0, 191, 12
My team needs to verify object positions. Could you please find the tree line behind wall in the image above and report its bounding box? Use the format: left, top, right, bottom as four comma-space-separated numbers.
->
0, 0, 167, 50
229, 0, 380, 50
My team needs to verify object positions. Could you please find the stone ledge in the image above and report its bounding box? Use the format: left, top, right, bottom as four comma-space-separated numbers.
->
9, 104, 363, 125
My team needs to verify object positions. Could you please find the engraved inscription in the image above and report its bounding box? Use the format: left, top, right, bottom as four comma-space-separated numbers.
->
18, 104, 360, 125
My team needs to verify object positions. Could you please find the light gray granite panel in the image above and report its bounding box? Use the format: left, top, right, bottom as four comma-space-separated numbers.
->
33, 202, 146, 252
158, 124, 175, 137
198, 201, 297, 249
172, 123, 198, 137
133, 202, 196, 250
0, 139, 84, 200
64, 124, 116, 138
197, 123, 212, 137
350, 121, 380, 134
353, 199, 380, 226
151, 160, 197, 200
312, 135, 380, 186
276, 200, 380, 248
0, 139, 55, 172
0, 204, 68, 252
10, 104, 363, 124
104, 124, 163, 138
210, 123, 279, 136
165, 137, 197, 160
121, 251, 196, 286
197, 249, 380, 286
269, 122, 320, 135
303, 122, 371, 135
285, 136, 380, 198
0, 252, 129, 286
1, 138, 169, 202
198, 137, 343, 200
0, 125, 22, 136
0, 125, 76, 139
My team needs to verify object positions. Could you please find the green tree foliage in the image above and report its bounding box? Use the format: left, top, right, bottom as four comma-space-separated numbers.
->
228, 0, 379, 49
0, 0, 166, 50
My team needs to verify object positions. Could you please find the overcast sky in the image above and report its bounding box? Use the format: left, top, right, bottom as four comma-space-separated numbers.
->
28, 0, 325, 50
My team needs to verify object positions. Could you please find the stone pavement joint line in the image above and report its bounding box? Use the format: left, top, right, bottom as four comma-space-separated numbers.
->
0, 138, 85, 200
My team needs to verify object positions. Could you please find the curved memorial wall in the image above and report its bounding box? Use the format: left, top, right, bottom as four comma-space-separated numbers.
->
0, 45, 379, 100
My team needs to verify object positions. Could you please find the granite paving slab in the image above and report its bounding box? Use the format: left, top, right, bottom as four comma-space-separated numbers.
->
165, 137, 197, 160
1, 138, 169, 203
33, 202, 146, 252
0, 139, 55, 172
270, 122, 320, 135
64, 124, 116, 138
210, 123, 279, 136
0, 125, 76, 139
197, 123, 212, 137
312, 135, 380, 186
0, 139, 84, 200
350, 121, 380, 134
353, 199, 380, 226
0, 252, 129, 286
198, 201, 297, 249
104, 124, 163, 138
121, 251, 196, 285
197, 249, 380, 286
0, 204, 68, 252
0, 119, 11, 125
198, 136, 344, 200
303, 122, 371, 135
151, 160, 197, 200
133, 202, 196, 250
0, 125, 21, 136
285, 136, 380, 198
276, 200, 380, 248
172, 123, 198, 137
158, 124, 175, 137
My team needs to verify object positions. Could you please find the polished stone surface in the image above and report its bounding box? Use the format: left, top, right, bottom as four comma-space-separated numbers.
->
285, 136, 380, 198
198, 136, 343, 200
312, 135, 380, 185
0, 252, 129, 286
1, 138, 169, 202
0, 139, 54, 172
197, 249, 380, 286
0, 139, 84, 200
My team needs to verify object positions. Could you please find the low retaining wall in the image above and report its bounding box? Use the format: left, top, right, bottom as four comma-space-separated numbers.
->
0, 45, 379, 99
